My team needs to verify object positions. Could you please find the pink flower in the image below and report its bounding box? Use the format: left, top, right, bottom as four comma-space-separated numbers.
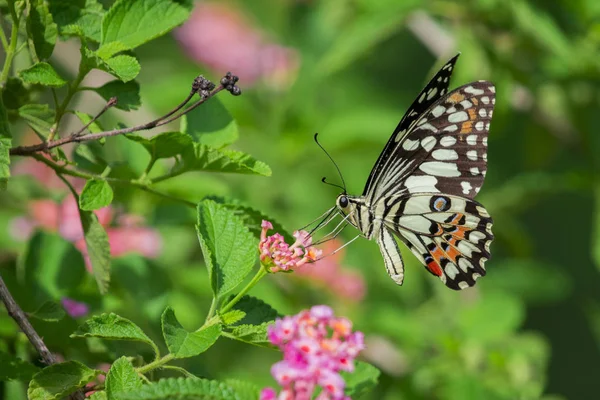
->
294, 240, 366, 302
61, 297, 89, 318
259, 220, 322, 273
174, 2, 299, 90
262, 305, 365, 400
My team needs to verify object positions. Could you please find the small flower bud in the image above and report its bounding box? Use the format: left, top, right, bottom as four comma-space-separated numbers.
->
230, 86, 242, 96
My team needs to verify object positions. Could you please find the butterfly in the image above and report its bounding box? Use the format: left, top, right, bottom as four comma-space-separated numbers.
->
333, 54, 495, 290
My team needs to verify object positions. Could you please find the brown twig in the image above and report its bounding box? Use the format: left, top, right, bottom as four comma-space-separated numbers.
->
0, 275, 56, 365
9, 76, 228, 156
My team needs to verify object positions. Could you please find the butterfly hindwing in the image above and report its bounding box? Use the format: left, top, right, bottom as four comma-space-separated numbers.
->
382, 193, 492, 290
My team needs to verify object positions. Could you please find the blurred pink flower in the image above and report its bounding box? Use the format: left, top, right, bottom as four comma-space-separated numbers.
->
259, 220, 322, 273
9, 159, 162, 272
295, 240, 366, 302
61, 297, 89, 318
175, 2, 299, 89
261, 305, 365, 400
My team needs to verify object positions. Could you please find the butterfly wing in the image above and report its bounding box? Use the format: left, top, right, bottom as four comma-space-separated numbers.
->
382, 193, 493, 290
366, 81, 495, 205
363, 54, 460, 197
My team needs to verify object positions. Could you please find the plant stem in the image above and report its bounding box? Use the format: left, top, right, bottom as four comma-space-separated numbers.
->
220, 267, 268, 314
0, 275, 56, 365
49, 67, 88, 141
136, 354, 175, 375
0, 4, 20, 88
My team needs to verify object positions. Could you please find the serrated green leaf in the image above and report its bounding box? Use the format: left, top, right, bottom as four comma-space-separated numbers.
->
72, 313, 154, 346
177, 144, 271, 176
228, 295, 280, 326
0, 351, 40, 381
73, 142, 109, 174
17, 104, 55, 136
116, 377, 239, 400
196, 200, 257, 299
104, 54, 140, 82
105, 357, 143, 399
27, 361, 100, 400
161, 307, 222, 359
226, 322, 272, 347
79, 210, 111, 293
93, 80, 140, 110
341, 361, 380, 398
220, 310, 246, 326
95, 41, 130, 60
27, 0, 58, 60
205, 196, 294, 243
49, 0, 104, 42
185, 98, 238, 148
79, 180, 114, 211
89, 391, 108, 400
19, 62, 66, 87
100, 0, 193, 51
29, 301, 66, 322
0, 137, 11, 190
125, 131, 193, 160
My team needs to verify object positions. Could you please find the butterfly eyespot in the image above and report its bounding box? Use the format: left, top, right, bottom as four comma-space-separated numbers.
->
430, 195, 451, 212
338, 195, 349, 208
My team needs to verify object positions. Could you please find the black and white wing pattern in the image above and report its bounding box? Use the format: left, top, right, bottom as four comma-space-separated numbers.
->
348, 53, 496, 290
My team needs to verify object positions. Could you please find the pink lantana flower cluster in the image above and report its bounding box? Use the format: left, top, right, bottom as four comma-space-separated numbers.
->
259, 221, 322, 273
260, 305, 365, 400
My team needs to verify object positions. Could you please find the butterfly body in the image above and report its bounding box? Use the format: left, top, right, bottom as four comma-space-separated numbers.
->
334, 54, 495, 290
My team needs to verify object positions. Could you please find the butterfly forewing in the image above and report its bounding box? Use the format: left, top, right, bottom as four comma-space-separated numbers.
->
367, 81, 495, 205
363, 54, 461, 197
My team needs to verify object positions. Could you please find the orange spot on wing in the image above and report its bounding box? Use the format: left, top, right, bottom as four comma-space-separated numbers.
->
449, 92, 465, 103
472, 98, 479, 105
467, 108, 477, 120
445, 246, 460, 262
460, 120, 473, 134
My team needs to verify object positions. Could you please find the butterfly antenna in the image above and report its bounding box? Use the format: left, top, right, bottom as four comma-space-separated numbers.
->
314, 133, 347, 193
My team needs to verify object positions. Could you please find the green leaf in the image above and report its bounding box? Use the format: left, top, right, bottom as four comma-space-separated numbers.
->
79, 179, 114, 211
104, 54, 140, 82
73, 142, 109, 173
93, 80, 141, 110
342, 361, 381, 398
114, 377, 239, 400
29, 301, 66, 322
19, 62, 66, 87
125, 131, 193, 160
78, 210, 111, 294
0, 138, 11, 190
81, 47, 140, 82
49, 0, 104, 42
100, 0, 193, 51
206, 196, 294, 243
2, 77, 30, 110
105, 357, 143, 400
27, 361, 100, 400
89, 391, 108, 400
161, 307, 222, 359
0, 351, 40, 381
196, 200, 257, 299
177, 144, 271, 176
228, 295, 280, 326
185, 98, 238, 148
17, 104, 55, 136
220, 310, 246, 326
226, 322, 272, 347
71, 313, 156, 350
23, 231, 87, 298
27, 0, 58, 60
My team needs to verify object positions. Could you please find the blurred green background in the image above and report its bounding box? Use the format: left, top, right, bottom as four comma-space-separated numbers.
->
2, 0, 600, 399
